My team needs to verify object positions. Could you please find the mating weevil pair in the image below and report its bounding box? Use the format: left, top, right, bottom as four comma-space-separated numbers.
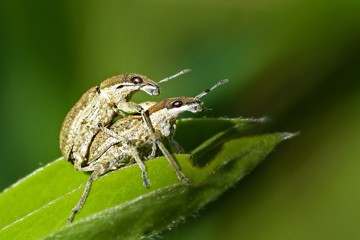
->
60, 70, 228, 223
60, 69, 190, 171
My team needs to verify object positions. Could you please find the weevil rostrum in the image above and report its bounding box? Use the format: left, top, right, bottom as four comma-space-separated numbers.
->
60, 70, 190, 171
66, 79, 229, 223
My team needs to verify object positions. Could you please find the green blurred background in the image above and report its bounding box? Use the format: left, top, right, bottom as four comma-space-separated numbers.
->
1, 0, 360, 239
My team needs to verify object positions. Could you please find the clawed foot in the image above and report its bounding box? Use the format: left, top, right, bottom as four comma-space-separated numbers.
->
177, 171, 192, 186
142, 171, 151, 188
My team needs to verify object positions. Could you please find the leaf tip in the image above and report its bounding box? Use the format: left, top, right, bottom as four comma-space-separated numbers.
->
280, 131, 300, 140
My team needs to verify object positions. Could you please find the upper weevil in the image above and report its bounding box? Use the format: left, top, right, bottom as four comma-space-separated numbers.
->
60, 70, 190, 170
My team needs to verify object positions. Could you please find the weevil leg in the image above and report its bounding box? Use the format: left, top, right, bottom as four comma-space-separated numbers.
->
127, 145, 151, 188
138, 101, 156, 110
67, 175, 94, 224
73, 152, 85, 171
72, 123, 102, 171
168, 137, 186, 154
156, 140, 191, 186
97, 123, 128, 143
116, 101, 144, 115
141, 110, 191, 186
67, 163, 109, 224
146, 142, 157, 160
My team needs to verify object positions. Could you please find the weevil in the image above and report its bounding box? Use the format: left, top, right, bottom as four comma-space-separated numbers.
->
67, 79, 229, 223
60, 70, 190, 170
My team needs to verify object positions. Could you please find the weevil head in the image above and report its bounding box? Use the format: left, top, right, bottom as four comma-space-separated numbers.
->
99, 73, 160, 101
149, 97, 203, 119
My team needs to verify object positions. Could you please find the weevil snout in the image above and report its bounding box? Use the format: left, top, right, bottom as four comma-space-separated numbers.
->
141, 84, 160, 96
189, 102, 203, 113
183, 99, 203, 113
194, 104, 203, 112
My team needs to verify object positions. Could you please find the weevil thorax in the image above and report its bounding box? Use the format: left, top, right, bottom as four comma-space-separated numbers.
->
99, 73, 160, 105
148, 97, 203, 137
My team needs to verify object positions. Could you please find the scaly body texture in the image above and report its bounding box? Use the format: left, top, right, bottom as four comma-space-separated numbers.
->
60, 73, 159, 170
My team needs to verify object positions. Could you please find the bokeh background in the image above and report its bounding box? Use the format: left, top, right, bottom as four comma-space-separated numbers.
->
1, 0, 360, 239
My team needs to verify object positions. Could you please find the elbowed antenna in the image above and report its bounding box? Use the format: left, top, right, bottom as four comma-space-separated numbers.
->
158, 69, 192, 83
195, 79, 229, 99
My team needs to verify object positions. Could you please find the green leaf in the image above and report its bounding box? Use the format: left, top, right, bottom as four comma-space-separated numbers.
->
0, 118, 293, 240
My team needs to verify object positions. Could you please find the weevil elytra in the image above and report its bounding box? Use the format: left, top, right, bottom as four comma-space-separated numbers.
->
67, 79, 229, 223
60, 70, 190, 171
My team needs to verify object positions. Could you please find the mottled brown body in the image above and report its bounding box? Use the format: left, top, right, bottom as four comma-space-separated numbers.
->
59, 73, 160, 170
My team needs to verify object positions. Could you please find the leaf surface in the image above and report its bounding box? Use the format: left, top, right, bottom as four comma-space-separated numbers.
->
0, 118, 292, 239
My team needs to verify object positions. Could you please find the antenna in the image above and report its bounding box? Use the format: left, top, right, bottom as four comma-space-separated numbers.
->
195, 79, 229, 99
158, 69, 191, 83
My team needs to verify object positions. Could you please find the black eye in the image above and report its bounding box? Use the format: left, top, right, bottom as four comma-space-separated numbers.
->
131, 76, 143, 84
172, 100, 183, 108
